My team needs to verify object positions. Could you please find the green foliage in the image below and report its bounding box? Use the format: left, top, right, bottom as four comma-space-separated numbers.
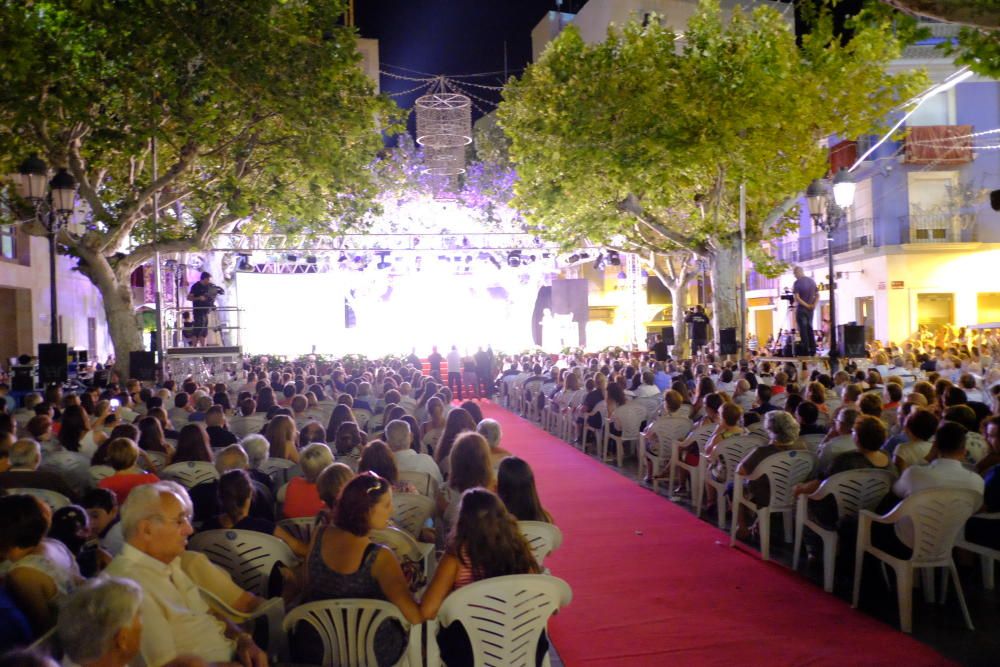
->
947, 28, 1000, 77
0, 0, 402, 277
497, 0, 927, 265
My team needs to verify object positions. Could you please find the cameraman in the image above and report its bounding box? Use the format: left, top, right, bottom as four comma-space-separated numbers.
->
187, 271, 224, 347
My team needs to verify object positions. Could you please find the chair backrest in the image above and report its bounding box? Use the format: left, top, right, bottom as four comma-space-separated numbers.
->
615, 402, 646, 438
712, 436, 764, 482
751, 450, 817, 508
160, 461, 220, 488
352, 408, 373, 430
8, 487, 70, 510
258, 458, 297, 486
391, 493, 435, 537
800, 433, 826, 455
89, 465, 116, 483
888, 488, 983, 563
142, 450, 168, 471
437, 574, 572, 667
284, 599, 412, 667
815, 468, 895, 519
370, 527, 423, 563
398, 470, 436, 497
188, 529, 298, 596
518, 521, 564, 568
654, 416, 693, 445
277, 517, 317, 546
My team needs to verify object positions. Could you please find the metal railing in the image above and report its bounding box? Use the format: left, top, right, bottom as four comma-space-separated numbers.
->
771, 217, 877, 264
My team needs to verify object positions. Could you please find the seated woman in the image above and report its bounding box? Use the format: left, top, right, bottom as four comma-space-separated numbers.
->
701, 402, 746, 508
439, 432, 496, 532
47, 504, 111, 578
98, 438, 161, 504
420, 397, 447, 453
202, 469, 307, 557
264, 414, 300, 464
434, 408, 477, 480
282, 442, 335, 519
420, 488, 544, 666
732, 410, 806, 540
358, 440, 418, 495
137, 416, 174, 463
296, 472, 421, 667
332, 421, 364, 471
0, 494, 83, 634
315, 462, 356, 526
325, 404, 355, 444
172, 423, 214, 464
59, 404, 111, 461
497, 456, 553, 523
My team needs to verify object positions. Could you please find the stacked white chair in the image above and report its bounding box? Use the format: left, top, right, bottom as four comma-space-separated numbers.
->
702, 433, 766, 528
188, 529, 298, 597
284, 599, 421, 667
729, 450, 817, 561
160, 461, 219, 489
792, 468, 895, 592
518, 521, 564, 569
852, 488, 981, 633
431, 574, 572, 667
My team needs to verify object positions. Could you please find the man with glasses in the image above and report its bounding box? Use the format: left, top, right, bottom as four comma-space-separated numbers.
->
105, 481, 267, 667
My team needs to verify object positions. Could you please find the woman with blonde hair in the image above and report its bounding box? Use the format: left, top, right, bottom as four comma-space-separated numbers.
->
265, 414, 299, 463
98, 438, 160, 504
438, 432, 495, 530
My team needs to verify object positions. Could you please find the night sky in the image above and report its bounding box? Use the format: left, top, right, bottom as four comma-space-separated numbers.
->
355, 0, 579, 121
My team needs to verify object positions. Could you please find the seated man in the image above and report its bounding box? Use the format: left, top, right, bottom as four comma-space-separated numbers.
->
0, 438, 77, 500
104, 481, 267, 667
477, 418, 513, 471
385, 419, 443, 487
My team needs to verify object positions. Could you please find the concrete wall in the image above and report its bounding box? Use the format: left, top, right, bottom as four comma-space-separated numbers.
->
531, 11, 576, 61
0, 234, 112, 367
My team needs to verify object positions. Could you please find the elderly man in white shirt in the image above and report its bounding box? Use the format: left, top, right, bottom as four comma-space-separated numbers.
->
104, 481, 267, 667
815, 407, 860, 476
385, 419, 442, 491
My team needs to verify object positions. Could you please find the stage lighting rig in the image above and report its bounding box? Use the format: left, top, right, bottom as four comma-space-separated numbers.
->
607, 250, 621, 266
593, 252, 606, 271
507, 250, 522, 267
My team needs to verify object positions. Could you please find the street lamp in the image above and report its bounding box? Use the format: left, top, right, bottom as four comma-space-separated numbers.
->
17, 155, 78, 344
806, 167, 855, 373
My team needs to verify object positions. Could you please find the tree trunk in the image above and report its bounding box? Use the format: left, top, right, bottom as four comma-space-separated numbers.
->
710, 236, 742, 356
76, 247, 144, 379
668, 283, 690, 359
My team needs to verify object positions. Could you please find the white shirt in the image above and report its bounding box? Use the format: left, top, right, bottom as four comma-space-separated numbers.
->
446, 349, 462, 372
104, 544, 234, 667
892, 439, 932, 470
395, 449, 444, 484
891, 458, 984, 546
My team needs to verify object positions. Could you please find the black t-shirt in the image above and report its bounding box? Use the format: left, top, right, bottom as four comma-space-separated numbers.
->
189, 280, 221, 307
205, 425, 239, 447
201, 514, 276, 535
428, 352, 443, 372
686, 312, 709, 342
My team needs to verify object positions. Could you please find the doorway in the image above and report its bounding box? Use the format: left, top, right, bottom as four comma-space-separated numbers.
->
855, 296, 875, 342
754, 309, 774, 347
0, 287, 33, 370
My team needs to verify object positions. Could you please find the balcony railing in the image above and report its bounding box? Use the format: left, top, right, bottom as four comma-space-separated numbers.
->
746, 271, 778, 291
770, 217, 877, 264
903, 213, 977, 243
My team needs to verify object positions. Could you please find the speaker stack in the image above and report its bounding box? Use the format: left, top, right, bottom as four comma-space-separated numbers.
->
37, 343, 68, 385
837, 325, 866, 358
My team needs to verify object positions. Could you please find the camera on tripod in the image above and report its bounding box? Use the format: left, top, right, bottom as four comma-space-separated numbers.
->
779, 288, 795, 304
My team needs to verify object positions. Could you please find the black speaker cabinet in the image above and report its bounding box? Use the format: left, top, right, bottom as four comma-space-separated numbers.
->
719, 327, 738, 355
38, 343, 68, 384
129, 351, 157, 382
661, 326, 675, 346
838, 325, 866, 358
11, 366, 34, 392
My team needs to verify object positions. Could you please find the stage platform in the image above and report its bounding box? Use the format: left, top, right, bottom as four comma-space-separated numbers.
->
165, 346, 242, 358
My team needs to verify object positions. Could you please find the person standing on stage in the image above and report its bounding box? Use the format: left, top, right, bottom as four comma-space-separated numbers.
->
428, 346, 443, 381
187, 271, 223, 348
651, 333, 669, 362
685, 305, 710, 357
792, 266, 818, 356
446, 345, 463, 400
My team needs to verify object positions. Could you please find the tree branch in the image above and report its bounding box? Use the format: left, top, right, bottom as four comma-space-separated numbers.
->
618, 193, 708, 254
67, 136, 114, 237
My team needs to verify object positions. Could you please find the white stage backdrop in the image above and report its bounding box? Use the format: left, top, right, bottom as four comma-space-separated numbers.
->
235, 270, 537, 356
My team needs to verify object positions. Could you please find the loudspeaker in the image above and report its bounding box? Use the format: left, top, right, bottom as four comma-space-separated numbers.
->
38, 343, 68, 385
11, 366, 34, 392
991, 189, 1000, 211
838, 325, 866, 358
719, 327, 738, 355
661, 326, 675, 346
129, 351, 157, 382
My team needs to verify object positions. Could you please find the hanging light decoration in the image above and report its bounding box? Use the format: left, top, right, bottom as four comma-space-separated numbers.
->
415, 91, 472, 175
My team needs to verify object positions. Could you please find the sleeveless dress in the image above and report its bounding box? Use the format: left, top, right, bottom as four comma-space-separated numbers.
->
297, 528, 405, 667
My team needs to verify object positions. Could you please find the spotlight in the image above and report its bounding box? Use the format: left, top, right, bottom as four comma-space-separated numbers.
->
462, 237, 470, 248
617, 270, 627, 280
579, 252, 590, 260
507, 250, 522, 267
607, 250, 621, 266
641, 269, 649, 278
338, 253, 348, 262
568, 254, 580, 263
593, 252, 606, 271
438, 255, 451, 262
286, 253, 298, 262
306, 256, 317, 264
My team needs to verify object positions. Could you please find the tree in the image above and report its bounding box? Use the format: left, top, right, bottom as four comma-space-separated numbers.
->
0, 1, 400, 374
498, 0, 926, 349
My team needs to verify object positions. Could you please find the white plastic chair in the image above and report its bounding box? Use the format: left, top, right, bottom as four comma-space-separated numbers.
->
284, 599, 421, 667
799, 433, 826, 455
352, 408, 373, 431
662, 427, 713, 500
518, 521, 564, 568
522, 380, 544, 421
729, 450, 817, 561
431, 574, 572, 667
258, 458, 297, 486
601, 403, 645, 468
89, 465, 116, 483
700, 434, 765, 528
391, 493, 435, 538
8, 487, 70, 510
160, 461, 219, 488
644, 416, 693, 484
956, 512, 1000, 589
398, 470, 437, 498
792, 468, 895, 592
371, 527, 435, 580
580, 401, 606, 456
852, 488, 981, 633
197, 586, 287, 662
188, 529, 298, 597
277, 517, 317, 546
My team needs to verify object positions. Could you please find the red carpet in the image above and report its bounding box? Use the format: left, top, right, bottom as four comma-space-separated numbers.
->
480, 402, 952, 667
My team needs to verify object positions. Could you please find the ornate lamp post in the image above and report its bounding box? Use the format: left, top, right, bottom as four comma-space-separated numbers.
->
17, 156, 78, 344
805, 167, 855, 373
